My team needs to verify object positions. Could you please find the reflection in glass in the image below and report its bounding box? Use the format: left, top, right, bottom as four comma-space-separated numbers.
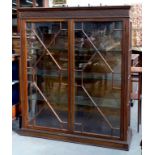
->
26, 22, 68, 130
20, 0, 33, 7
36, 0, 44, 7
19, 0, 44, 7
74, 22, 122, 137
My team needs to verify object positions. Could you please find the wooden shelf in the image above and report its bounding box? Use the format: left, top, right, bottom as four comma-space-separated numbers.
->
131, 67, 142, 73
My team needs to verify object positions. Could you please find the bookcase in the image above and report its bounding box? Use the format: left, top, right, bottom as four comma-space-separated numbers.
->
18, 6, 132, 150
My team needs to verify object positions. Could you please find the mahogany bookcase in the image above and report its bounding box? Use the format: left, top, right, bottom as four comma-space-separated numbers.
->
18, 6, 132, 150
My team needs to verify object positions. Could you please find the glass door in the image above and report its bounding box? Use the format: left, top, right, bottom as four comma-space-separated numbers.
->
24, 20, 123, 137
26, 21, 69, 130
74, 21, 123, 137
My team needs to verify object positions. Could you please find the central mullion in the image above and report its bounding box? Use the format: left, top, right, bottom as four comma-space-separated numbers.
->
68, 20, 75, 131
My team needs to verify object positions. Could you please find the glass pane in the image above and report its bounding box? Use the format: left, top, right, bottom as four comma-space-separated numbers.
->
12, 17, 17, 33
20, 0, 33, 7
36, 0, 44, 7
19, 0, 44, 7
26, 22, 68, 130
74, 21, 122, 137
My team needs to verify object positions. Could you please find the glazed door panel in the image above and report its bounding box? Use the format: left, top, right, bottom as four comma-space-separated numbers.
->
74, 21, 122, 137
25, 20, 123, 137
26, 21, 69, 130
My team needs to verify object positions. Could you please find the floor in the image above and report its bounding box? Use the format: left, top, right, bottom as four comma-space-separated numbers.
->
12, 100, 142, 155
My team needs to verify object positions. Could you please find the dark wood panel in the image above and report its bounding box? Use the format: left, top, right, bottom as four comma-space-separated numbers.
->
19, 128, 132, 150
18, 6, 130, 19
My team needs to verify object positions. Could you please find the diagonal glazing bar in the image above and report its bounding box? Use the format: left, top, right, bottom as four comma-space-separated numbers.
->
34, 30, 61, 68
82, 29, 113, 73
33, 82, 64, 124
82, 85, 119, 130
31, 29, 62, 70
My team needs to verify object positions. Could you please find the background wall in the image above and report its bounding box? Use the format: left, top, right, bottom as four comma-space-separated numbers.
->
131, 4, 142, 47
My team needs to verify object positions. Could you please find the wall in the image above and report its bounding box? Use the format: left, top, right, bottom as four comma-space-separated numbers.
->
130, 4, 142, 47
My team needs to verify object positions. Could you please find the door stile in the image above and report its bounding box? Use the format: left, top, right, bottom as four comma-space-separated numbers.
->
68, 20, 75, 132
20, 19, 29, 128
120, 19, 130, 141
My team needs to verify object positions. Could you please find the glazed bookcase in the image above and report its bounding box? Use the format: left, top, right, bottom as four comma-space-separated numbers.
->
18, 6, 132, 150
